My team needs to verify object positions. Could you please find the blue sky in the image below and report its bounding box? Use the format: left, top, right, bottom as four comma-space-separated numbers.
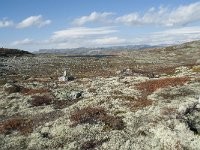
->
1, 0, 200, 51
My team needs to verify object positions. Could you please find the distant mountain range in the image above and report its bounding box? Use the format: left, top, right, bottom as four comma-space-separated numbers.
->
34, 44, 167, 55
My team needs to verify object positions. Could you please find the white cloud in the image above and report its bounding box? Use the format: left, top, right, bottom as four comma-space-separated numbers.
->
9, 27, 119, 49
156, 26, 200, 35
73, 11, 114, 26
0, 18, 14, 28
17, 15, 51, 28
10, 26, 200, 50
11, 38, 34, 46
135, 26, 200, 45
51, 26, 117, 41
116, 2, 200, 27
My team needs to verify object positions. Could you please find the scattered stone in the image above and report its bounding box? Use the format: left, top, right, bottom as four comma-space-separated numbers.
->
58, 71, 75, 82
146, 72, 155, 78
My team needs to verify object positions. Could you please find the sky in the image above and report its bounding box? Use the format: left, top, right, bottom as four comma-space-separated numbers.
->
1, 0, 200, 51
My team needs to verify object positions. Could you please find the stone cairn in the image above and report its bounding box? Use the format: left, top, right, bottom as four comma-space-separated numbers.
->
58, 70, 75, 82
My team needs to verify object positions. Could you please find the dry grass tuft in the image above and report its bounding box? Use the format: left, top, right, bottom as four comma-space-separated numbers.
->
161, 107, 177, 116
111, 95, 136, 101
88, 88, 97, 93
192, 66, 200, 72
195, 78, 200, 82
111, 95, 153, 111
112, 90, 123, 95
155, 67, 176, 75
70, 107, 125, 130
31, 110, 64, 127
0, 117, 33, 135
158, 89, 195, 100
29, 95, 52, 107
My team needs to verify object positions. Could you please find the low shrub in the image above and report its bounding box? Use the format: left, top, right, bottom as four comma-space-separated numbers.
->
70, 107, 106, 125
21, 87, 49, 95
131, 98, 153, 109
136, 77, 190, 96
53, 99, 79, 109
70, 107, 125, 130
29, 95, 52, 107
100, 115, 125, 130
0, 117, 33, 135
80, 138, 109, 150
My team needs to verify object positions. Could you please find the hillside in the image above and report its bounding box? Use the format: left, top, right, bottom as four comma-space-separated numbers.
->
0, 48, 33, 57
0, 41, 200, 150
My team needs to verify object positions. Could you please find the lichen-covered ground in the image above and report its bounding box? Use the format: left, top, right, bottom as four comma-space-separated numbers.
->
0, 41, 200, 150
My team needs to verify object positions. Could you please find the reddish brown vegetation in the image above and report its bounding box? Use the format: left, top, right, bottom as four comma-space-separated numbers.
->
70, 107, 107, 125
70, 107, 125, 130
136, 77, 190, 95
29, 95, 52, 107
53, 99, 80, 109
0, 117, 33, 135
80, 138, 109, 150
21, 87, 49, 95
0, 111, 64, 135
131, 98, 153, 109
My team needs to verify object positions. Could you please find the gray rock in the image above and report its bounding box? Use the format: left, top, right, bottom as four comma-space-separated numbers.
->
58, 76, 75, 82
69, 91, 83, 100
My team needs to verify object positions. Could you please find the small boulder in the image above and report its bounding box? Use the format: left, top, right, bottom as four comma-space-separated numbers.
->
58, 76, 67, 82
70, 91, 83, 100
58, 76, 75, 82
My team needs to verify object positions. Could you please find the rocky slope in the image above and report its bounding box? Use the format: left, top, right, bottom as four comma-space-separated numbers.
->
0, 48, 33, 57
0, 41, 200, 150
